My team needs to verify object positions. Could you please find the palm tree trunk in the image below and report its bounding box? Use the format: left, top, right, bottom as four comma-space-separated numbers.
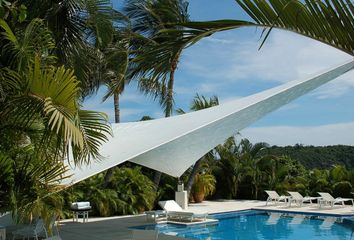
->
186, 157, 204, 198
153, 55, 179, 189
103, 92, 120, 187
153, 172, 162, 189
114, 92, 120, 123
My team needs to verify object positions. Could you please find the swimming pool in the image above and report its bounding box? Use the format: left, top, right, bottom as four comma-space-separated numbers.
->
136, 210, 354, 239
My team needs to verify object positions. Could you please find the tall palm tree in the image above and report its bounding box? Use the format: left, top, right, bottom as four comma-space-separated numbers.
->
100, 26, 132, 185
176, 94, 219, 196
124, 0, 190, 187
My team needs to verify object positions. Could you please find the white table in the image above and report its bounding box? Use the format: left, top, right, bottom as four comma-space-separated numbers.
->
72, 209, 90, 223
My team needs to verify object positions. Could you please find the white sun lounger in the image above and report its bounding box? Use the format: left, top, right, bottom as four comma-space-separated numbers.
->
318, 192, 354, 208
158, 200, 208, 222
265, 191, 289, 206
287, 191, 318, 207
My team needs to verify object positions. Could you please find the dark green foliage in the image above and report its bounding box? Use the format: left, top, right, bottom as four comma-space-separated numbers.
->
205, 137, 354, 202
332, 181, 352, 198
0, 1, 114, 223
156, 174, 178, 202
265, 145, 354, 169
0, 153, 14, 211
65, 167, 156, 217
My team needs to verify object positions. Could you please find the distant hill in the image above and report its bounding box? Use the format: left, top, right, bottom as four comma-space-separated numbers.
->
265, 145, 354, 169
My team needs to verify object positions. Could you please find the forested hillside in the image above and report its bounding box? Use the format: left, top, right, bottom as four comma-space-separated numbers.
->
265, 145, 354, 169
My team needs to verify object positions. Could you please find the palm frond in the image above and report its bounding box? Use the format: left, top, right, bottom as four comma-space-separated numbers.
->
72, 110, 111, 164
175, 0, 353, 55
236, 0, 353, 54
84, 0, 122, 48
1, 57, 111, 165
0, 18, 55, 71
0, 153, 14, 211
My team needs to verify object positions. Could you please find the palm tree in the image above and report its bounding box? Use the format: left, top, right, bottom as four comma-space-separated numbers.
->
99, 26, 132, 185
330, 165, 349, 182
191, 165, 216, 203
0, 3, 115, 163
176, 94, 219, 196
307, 168, 331, 196
239, 139, 269, 199
18, 0, 122, 96
0, 16, 111, 220
124, 0, 190, 187
214, 137, 244, 199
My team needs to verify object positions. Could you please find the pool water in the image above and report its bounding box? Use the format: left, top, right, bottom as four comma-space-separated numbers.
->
137, 210, 354, 239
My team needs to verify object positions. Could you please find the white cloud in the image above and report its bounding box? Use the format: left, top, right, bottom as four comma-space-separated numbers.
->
227, 31, 352, 84
180, 29, 354, 98
241, 121, 354, 146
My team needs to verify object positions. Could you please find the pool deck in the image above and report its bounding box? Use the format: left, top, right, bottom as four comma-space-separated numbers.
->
59, 200, 354, 240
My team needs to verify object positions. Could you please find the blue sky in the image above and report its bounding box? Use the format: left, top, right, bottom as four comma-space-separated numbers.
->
84, 0, 354, 146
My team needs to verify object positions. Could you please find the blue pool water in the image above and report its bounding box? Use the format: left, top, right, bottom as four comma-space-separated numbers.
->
136, 210, 354, 239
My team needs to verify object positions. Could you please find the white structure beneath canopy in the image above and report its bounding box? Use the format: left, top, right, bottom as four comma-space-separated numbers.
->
62, 60, 354, 186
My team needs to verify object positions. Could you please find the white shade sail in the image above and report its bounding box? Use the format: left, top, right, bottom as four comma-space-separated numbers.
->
62, 59, 354, 186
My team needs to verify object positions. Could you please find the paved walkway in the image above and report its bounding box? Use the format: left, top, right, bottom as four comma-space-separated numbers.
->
59, 200, 354, 240
189, 200, 354, 216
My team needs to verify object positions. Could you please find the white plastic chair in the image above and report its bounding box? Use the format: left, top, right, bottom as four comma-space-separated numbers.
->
132, 229, 158, 240
287, 191, 317, 206
264, 191, 289, 206
318, 192, 354, 208
12, 219, 47, 240
158, 200, 208, 222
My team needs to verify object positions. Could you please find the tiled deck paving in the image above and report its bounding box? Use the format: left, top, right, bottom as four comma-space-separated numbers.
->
59, 200, 354, 240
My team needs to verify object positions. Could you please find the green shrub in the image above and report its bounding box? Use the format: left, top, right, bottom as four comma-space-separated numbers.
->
109, 167, 156, 214
66, 167, 156, 217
